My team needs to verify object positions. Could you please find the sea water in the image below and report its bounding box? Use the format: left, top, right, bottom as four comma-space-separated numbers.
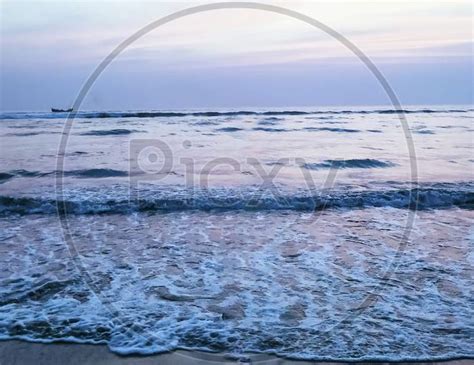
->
0, 106, 472, 360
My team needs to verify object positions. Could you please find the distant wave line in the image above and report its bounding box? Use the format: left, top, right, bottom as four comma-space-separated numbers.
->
1, 108, 473, 120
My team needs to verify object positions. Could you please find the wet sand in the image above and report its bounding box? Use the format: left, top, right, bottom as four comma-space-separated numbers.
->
0, 340, 472, 365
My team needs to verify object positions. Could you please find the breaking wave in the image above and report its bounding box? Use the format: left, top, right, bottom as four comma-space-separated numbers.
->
1, 185, 472, 215
303, 159, 395, 169
0, 169, 128, 181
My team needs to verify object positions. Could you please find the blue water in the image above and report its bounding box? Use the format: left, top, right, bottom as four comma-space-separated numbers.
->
0, 106, 473, 360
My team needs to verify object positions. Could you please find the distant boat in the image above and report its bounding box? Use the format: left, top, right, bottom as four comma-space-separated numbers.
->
51, 108, 73, 113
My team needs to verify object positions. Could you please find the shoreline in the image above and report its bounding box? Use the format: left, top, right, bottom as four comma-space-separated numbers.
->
1, 340, 473, 365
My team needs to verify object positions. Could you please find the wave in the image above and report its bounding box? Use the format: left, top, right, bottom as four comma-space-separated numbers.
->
414, 129, 435, 135
191, 121, 220, 126
4, 132, 46, 137
79, 129, 140, 136
252, 127, 292, 132
1, 186, 472, 215
65, 169, 128, 178
0, 169, 128, 182
257, 120, 279, 126
303, 127, 360, 133
303, 159, 395, 169
0, 170, 50, 182
1, 108, 472, 120
214, 127, 244, 132
0, 172, 15, 182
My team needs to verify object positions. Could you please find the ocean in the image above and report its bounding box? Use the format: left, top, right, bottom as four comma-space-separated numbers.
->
0, 106, 472, 361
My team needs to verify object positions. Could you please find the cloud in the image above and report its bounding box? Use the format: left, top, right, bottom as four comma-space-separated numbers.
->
1, 0, 472, 110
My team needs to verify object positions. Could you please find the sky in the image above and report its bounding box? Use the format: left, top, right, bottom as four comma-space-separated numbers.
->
0, 0, 472, 111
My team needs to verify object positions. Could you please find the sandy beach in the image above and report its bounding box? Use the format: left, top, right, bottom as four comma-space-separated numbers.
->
0, 340, 472, 365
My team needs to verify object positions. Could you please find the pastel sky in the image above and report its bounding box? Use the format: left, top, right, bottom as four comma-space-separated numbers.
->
1, 0, 472, 111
